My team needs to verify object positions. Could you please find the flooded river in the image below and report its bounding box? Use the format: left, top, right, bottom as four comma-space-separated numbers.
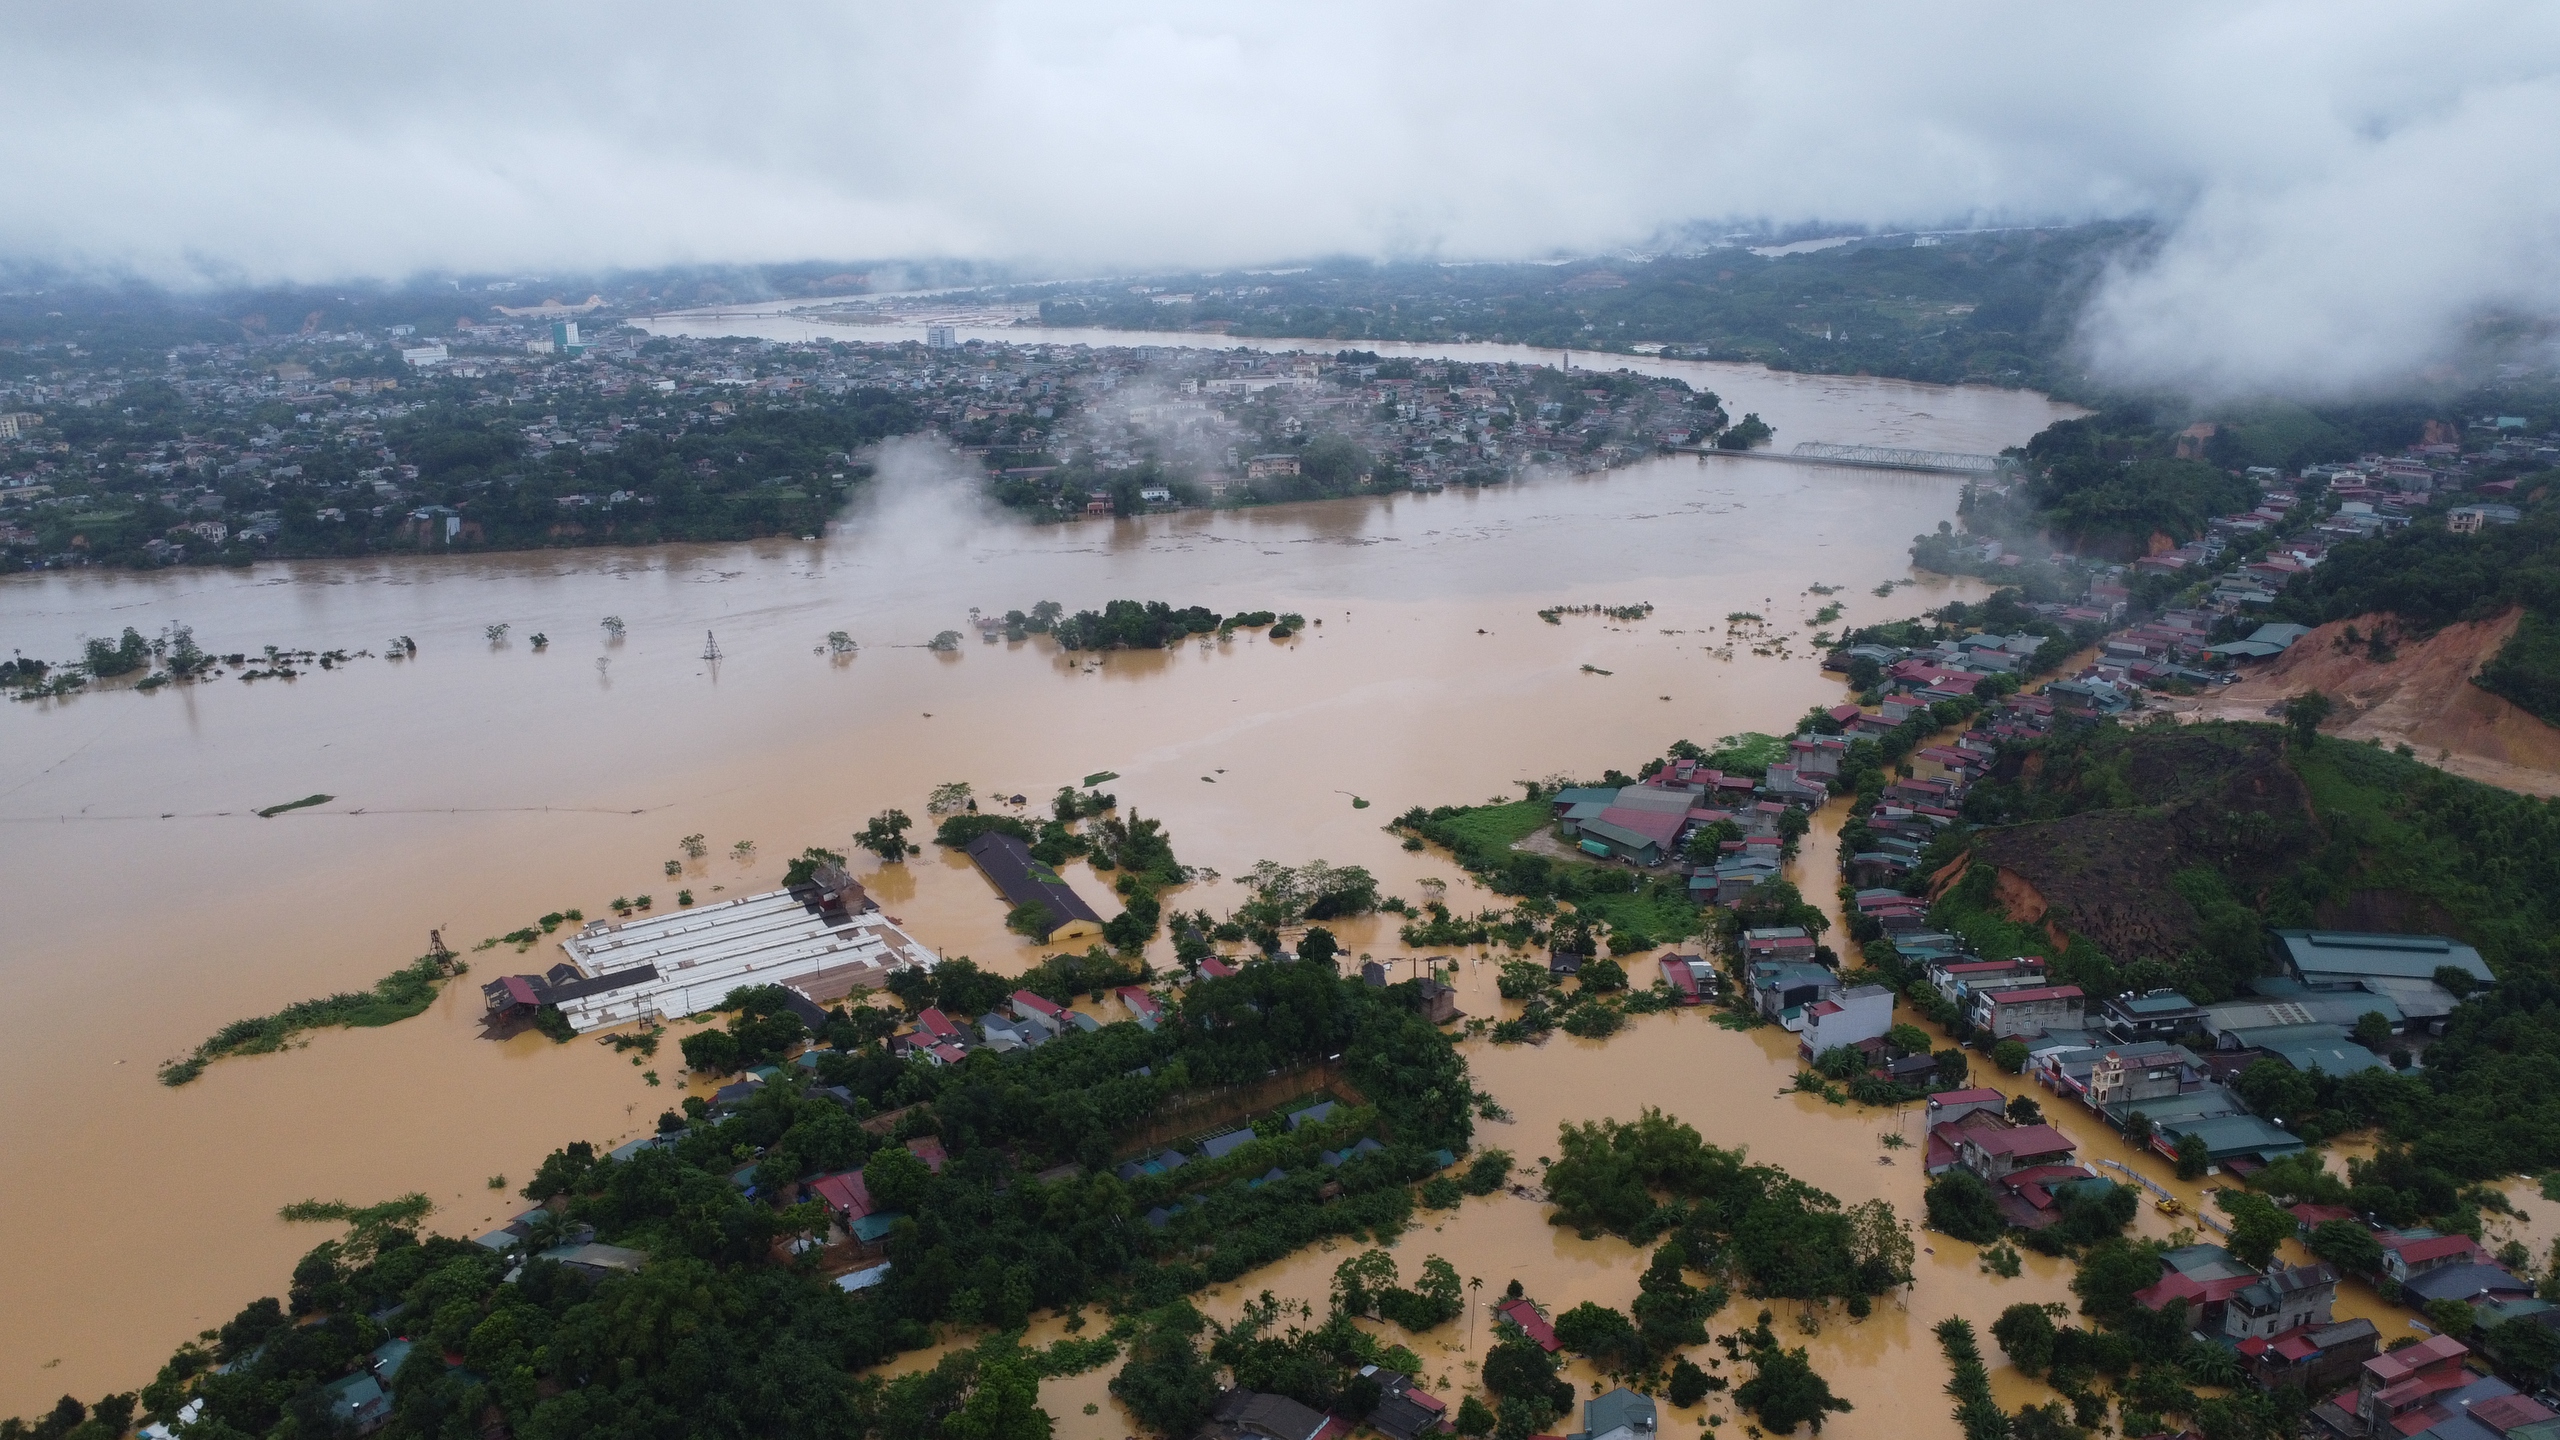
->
0, 338, 2075, 1420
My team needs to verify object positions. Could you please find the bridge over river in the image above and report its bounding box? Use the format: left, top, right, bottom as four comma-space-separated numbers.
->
1696, 440, 2013, 476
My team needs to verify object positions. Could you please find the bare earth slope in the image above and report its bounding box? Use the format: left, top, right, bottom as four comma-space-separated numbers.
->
1963, 730, 2315, 962
2178, 608, 2560, 797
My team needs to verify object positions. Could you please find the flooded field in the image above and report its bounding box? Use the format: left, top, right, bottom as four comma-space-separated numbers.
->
0, 360, 2075, 1415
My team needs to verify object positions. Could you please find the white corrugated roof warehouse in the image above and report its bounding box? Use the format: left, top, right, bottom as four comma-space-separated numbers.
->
553, 889, 935, 1033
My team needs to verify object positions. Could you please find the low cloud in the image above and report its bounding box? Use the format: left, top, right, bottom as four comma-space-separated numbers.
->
9, 3, 2560, 395
2079, 76, 2560, 398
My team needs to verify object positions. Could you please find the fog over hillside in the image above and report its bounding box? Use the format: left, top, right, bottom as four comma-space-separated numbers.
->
7, 2, 2560, 395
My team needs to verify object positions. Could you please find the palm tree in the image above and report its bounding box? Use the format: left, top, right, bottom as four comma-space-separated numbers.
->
2182, 1340, 2242, 1388
522, 1208, 575, 1257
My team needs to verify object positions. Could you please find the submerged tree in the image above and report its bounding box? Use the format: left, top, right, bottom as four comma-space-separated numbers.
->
859, 810, 919, 862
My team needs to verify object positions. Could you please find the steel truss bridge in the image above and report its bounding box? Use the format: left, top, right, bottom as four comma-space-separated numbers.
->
1785, 442, 2006, 474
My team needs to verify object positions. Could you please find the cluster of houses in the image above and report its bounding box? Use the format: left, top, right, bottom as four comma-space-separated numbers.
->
1921, 1085, 2113, 1230
1994, 931, 2494, 1174
2314, 1331, 2560, 1440
1546, 741, 1842, 900
877, 988, 1110, 1066
1743, 915, 2494, 1211
1894, 970, 2557, 1435
1874, 930, 2490, 1177
1944, 431, 2559, 720
2108, 1225, 2560, 1439
1194, 1365, 1460, 1440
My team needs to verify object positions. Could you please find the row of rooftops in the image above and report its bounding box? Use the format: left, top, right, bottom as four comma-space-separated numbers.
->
1885, 930, 2494, 1178
539, 880, 937, 1034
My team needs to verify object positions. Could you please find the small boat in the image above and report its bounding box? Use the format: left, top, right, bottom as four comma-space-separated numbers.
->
2155, 1197, 2185, 1217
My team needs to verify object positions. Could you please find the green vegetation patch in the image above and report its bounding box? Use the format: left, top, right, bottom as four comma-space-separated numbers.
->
1417, 797, 1550, 856
159, 952, 464, 1085
1543, 1108, 1911, 1303
254, 793, 333, 818
1698, 731, 1786, 776
2476, 605, 2560, 724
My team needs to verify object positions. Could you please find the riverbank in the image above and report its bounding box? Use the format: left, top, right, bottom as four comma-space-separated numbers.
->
0, 372, 2065, 1414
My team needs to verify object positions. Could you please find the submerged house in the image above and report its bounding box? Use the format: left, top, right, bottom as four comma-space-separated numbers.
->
963, 832, 1105, 944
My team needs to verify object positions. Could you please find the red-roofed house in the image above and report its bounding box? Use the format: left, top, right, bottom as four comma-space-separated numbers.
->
2380, 1232, 2488, 1283
1117, 986, 1165, 1030
1659, 954, 1715, 1006
1910, 746, 1979, 784
1199, 957, 1238, 979
1927, 1088, 2007, 1118
2353, 1334, 2472, 1436
1493, 1297, 1560, 1352
905, 1136, 948, 1174
2288, 1203, 2356, 1237
1920, 1089, 2005, 1168
893, 1007, 970, 1065
1011, 990, 1066, 1026
1956, 1122, 2078, 1181
2470, 1393, 2559, 1434
1993, 1163, 2111, 1229
1590, 803, 1686, 857
1920, 1088, 2009, 1157
808, 1170, 876, 1226
2240, 1316, 2378, 1396
2133, 1245, 2263, 1329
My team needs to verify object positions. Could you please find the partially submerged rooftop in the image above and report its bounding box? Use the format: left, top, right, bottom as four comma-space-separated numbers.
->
553, 888, 935, 1033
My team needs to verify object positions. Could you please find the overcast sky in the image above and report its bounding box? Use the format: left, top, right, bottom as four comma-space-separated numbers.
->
10, 2, 2560, 395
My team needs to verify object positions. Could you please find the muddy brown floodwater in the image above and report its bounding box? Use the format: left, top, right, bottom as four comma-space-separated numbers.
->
0, 356, 2075, 1418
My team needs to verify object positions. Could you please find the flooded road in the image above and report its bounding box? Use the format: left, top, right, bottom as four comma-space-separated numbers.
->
0, 358, 2075, 1414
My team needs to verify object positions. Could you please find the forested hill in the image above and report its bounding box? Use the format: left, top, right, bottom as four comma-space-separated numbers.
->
1948, 723, 2560, 995
1032, 224, 2147, 397
1958, 402, 2438, 560
1926, 721, 2560, 1184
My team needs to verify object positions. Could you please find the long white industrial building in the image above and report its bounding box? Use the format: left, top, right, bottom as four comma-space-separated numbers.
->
552, 888, 935, 1033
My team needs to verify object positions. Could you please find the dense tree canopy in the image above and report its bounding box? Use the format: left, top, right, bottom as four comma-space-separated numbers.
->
62, 958, 1476, 1440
